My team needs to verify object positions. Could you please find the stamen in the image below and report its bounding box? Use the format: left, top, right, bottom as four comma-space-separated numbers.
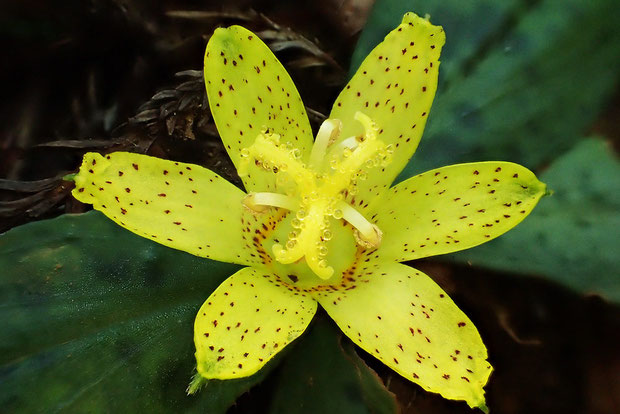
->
330, 136, 359, 164
243, 192, 298, 212
309, 119, 342, 169
336, 201, 382, 248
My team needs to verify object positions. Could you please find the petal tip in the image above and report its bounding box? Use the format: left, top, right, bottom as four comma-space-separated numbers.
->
186, 372, 208, 395
401, 11, 446, 46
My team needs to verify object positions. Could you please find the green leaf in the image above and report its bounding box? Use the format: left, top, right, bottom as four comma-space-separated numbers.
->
269, 316, 398, 414
452, 138, 620, 302
0, 211, 275, 413
353, 0, 620, 177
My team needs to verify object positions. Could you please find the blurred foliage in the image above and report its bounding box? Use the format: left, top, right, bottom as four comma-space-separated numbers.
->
453, 138, 620, 302
0, 211, 265, 413
270, 317, 398, 414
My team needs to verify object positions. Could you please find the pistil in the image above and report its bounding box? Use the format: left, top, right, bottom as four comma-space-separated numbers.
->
238, 132, 314, 189
272, 200, 334, 279
238, 112, 390, 280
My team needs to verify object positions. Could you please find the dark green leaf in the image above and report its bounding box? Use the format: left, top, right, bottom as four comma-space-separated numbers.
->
353, 0, 620, 177
269, 316, 398, 414
0, 211, 274, 413
452, 138, 620, 302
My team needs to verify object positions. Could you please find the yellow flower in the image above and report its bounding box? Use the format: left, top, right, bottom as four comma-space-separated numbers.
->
71, 13, 546, 410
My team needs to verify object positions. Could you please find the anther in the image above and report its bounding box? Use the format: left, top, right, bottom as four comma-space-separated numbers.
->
336, 201, 383, 248
243, 192, 298, 213
309, 119, 342, 169
336, 136, 360, 152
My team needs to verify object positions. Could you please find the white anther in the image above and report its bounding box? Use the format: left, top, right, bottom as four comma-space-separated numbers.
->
243, 192, 298, 212
335, 201, 383, 249
309, 119, 342, 169
353, 224, 383, 249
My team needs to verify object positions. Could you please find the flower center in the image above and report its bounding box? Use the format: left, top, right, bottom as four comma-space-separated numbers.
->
238, 112, 392, 280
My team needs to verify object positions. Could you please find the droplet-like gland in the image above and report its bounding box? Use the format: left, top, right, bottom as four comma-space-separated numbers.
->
239, 111, 390, 280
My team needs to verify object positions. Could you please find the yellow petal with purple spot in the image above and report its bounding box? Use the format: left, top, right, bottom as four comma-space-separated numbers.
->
204, 25, 313, 193
373, 161, 546, 262
314, 261, 492, 410
194, 266, 317, 378
72, 152, 256, 265
329, 12, 445, 212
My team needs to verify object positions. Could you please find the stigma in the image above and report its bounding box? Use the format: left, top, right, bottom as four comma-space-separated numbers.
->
239, 112, 391, 280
